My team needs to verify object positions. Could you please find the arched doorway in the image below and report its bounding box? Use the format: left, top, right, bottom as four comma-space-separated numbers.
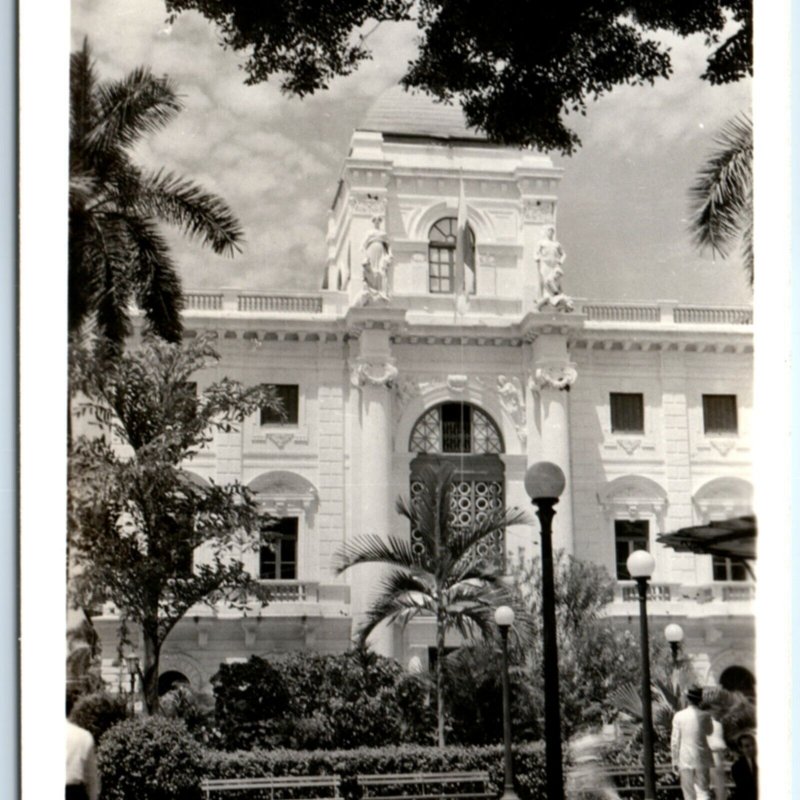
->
158, 670, 190, 696
719, 665, 755, 699
409, 402, 506, 566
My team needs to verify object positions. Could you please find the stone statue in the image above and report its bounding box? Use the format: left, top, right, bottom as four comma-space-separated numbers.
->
359, 214, 392, 305
535, 225, 574, 312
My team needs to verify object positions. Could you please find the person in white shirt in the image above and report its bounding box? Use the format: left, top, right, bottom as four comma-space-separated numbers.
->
66, 692, 100, 800
671, 686, 713, 800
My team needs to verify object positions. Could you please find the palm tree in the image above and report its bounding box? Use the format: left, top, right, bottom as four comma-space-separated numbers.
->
69, 38, 244, 347
336, 461, 528, 746
689, 113, 753, 285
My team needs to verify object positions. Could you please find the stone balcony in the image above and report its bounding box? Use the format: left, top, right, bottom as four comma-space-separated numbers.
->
97, 581, 350, 621
607, 581, 755, 618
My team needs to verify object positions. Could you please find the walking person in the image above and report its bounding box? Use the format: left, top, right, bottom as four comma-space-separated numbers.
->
671, 686, 713, 800
66, 692, 100, 800
703, 703, 727, 800
730, 731, 758, 799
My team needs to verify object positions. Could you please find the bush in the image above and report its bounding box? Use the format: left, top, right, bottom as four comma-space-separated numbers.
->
98, 717, 204, 800
211, 651, 433, 750
202, 743, 547, 800
69, 691, 129, 743
160, 684, 219, 746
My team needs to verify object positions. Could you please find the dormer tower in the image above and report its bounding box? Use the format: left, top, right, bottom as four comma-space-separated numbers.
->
326, 86, 564, 318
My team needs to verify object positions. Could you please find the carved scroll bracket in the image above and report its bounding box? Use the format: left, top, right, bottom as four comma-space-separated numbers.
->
350, 357, 399, 389
528, 362, 578, 392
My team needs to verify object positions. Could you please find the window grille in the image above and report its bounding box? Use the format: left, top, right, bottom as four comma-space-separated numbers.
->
410, 476, 505, 568
409, 403, 503, 455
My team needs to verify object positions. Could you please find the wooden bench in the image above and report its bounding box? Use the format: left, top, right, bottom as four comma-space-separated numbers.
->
201, 774, 340, 800
355, 771, 494, 800
603, 765, 734, 798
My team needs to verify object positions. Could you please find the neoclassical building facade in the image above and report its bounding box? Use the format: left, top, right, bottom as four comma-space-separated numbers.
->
93, 88, 755, 699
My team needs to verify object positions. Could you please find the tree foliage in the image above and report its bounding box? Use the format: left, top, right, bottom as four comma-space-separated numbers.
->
68, 336, 282, 712
443, 642, 540, 745
689, 113, 753, 283
163, 0, 751, 153
335, 460, 528, 745
512, 552, 652, 739
70, 39, 243, 346
210, 650, 434, 750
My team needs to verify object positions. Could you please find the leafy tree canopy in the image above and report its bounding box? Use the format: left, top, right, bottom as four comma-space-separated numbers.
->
163, 0, 751, 153
69, 336, 282, 712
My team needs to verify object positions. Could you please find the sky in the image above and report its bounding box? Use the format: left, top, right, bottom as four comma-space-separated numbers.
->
71, 0, 753, 305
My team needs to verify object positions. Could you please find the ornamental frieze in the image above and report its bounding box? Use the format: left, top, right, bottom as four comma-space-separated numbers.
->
348, 193, 387, 217
522, 200, 556, 223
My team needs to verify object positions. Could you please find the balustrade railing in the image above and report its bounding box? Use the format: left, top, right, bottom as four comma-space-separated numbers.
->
239, 294, 323, 313
184, 292, 223, 310
261, 580, 320, 602
720, 583, 756, 601
619, 583, 673, 602
673, 305, 752, 324
581, 303, 661, 322
616, 582, 755, 604
577, 300, 752, 325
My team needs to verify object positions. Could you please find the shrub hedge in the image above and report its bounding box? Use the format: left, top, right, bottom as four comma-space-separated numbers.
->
202, 743, 547, 800
98, 717, 204, 800
69, 690, 129, 743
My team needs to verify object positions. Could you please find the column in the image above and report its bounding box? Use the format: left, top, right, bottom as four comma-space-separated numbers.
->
527, 331, 576, 554
346, 307, 405, 656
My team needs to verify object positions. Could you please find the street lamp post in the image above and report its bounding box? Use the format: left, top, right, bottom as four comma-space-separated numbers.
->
124, 653, 140, 717
495, 605, 519, 800
524, 462, 565, 800
664, 622, 685, 694
627, 550, 657, 800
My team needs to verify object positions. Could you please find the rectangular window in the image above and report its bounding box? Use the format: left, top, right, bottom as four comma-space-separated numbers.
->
260, 384, 299, 426
429, 248, 454, 294
260, 517, 298, 580
702, 394, 738, 434
712, 556, 747, 582
610, 393, 644, 433
615, 520, 649, 579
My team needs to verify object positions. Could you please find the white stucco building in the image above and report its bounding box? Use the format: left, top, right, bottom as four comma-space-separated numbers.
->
94, 88, 755, 700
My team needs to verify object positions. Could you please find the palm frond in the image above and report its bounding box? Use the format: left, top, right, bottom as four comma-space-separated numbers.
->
123, 216, 184, 342
357, 589, 436, 645
137, 170, 244, 255
689, 113, 753, 282
91, 67, 182, 153
334, 534, 421, 575
610, 682, 644, 720
447, 506, 527, 566
70, 39, 99, 162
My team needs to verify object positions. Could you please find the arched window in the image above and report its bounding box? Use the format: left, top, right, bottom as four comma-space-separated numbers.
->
409, 403, 505, 566
428, 218, 476, 295
409, 402, 503, 454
